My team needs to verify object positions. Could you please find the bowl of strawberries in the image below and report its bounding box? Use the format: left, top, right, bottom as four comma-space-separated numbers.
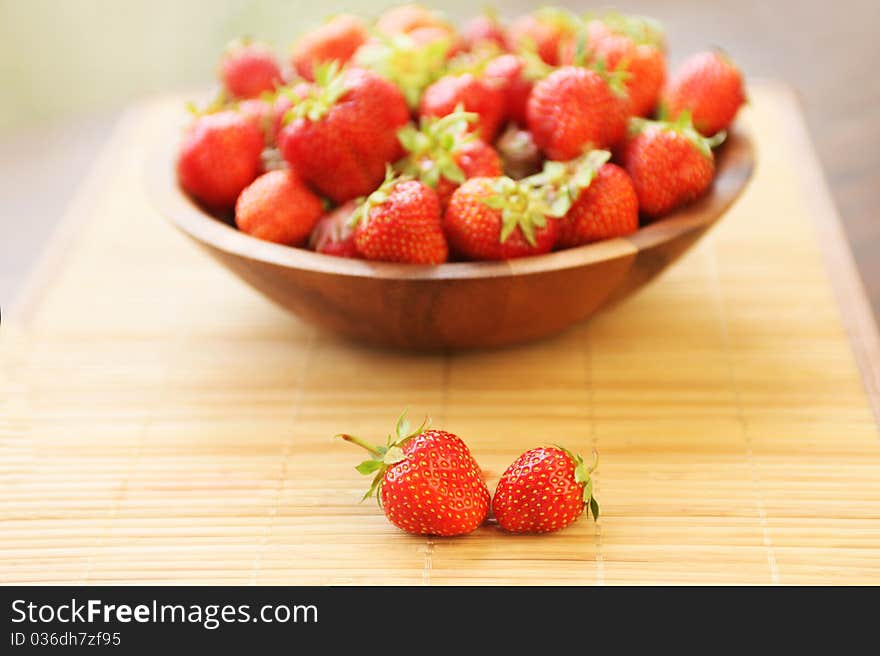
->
150, 4, 754, 350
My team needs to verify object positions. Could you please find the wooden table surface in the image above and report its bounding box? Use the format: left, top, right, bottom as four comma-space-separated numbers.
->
2, 82, 879, 585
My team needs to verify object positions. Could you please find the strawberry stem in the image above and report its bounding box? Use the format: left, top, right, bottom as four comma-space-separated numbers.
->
337, 411, 431, 504
396, 109, 475, 188
586, 448, 599, 474
337, 433, 382, 457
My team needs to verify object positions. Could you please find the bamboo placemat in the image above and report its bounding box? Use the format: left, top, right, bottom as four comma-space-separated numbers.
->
2, 82, 879, 585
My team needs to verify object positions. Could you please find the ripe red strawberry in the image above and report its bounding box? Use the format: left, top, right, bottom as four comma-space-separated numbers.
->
622, 114, 722, 217
350, 171, 448, 264
376, 4, 453, 37
420, 72, 506, 142
663, 50, 746, 136
219, 40, 282, 100
177, 110, 264, 209
574, 21, 666, 118
396, 111, 502, 207
309, 201, 358, 257
531, 151, 639, 247
278, 65, 409, 203
462, 10, 507, 50
506, 7, 578, 65
527, 66, 628, 161
495, 125, 544, 179
339, 412, 490, 536
606, 40, 665, 117
444, 176, 564, 260
373, 4, 462, 57
291, 14, 368, 81
493, 446, 600, 534
561, 162, 638, 245
234, 169, 323, 245
483, 53, 549, 127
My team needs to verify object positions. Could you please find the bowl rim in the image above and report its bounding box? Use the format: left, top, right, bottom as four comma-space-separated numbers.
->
147, 113, 755, 281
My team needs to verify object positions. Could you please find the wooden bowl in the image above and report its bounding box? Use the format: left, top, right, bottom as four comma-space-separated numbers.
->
148, 128, 754, 350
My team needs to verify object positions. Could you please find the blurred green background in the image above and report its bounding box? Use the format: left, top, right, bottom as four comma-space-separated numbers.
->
0, 0, 325, 129
1, 0, 878, 318
0, 0, 869, 129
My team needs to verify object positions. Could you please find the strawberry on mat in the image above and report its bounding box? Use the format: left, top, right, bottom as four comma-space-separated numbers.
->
493, 446, 600, 534
339, 411, 490, 537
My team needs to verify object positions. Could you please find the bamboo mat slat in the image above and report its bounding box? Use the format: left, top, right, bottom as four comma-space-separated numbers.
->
2, 82, 879, 585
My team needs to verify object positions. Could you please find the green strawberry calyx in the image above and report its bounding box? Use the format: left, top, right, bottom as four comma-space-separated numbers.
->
523, 149, 611, 214
349, 165, 410, 229
554, 444, 600, 522
395, 109, 477, 188
588, 55, 631, 99
284, 61, 350, 124
337, 409, 431, 504
518, 44, 555, 81
445, 44, 502, 76
562, 25, 591, 67
535, 6, 580, 34
480, 176, 567, 246
184, 89, 229, 117
561, 28, 631, 99
354, 32, 451, 109
629, 111, 726, 159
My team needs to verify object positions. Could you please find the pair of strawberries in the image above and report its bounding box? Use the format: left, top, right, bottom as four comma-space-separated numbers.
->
177, 5, 746, 264
340, 412, 599, 536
